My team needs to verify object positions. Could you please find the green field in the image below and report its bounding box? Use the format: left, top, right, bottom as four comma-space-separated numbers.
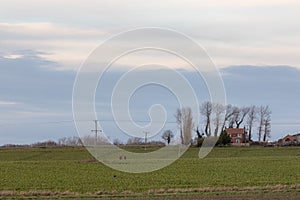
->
0, 146, 299, 199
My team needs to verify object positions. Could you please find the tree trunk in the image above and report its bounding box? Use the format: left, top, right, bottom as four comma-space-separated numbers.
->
248, 126, 252, 141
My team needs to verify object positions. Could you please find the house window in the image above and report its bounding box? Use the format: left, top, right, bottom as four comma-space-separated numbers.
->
238, 134, 241, 138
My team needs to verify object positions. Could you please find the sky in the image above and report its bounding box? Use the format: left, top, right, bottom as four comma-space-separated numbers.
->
0, 1, 300, 145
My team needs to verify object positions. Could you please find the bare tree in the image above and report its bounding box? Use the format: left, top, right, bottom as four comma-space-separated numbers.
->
162, 130, 174, 145
57, 136, 83, 146
58, 137, 67, 146
257, 107, 264, 142
200, 102, 212, 136
246, 106, 257, 142
235, 107, 250, 128
221, 104, 237, 130
32, 140, 57, 147
258, 105, 271, 142
263, 109, 271, 142
126, 137, 143, 145
175, 107, 193, 145
227, 106, 239, 128
113, 139, 122, 145
212, 103, 226, 137
175, 108, 183, 143
81, 135, 110, 146
194, 126, 203, 138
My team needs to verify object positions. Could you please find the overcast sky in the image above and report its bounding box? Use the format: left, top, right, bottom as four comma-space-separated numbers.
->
1, 1, 300, 145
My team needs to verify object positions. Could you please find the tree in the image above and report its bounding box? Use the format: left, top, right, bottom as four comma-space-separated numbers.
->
113, 139, 122, 145
81, 135, 109, 145
235, 107, 250, 128
32, 140, 57, 147
217, 130, 231, 146
175, 107, 193, 145
194, 126, 203, 138
263, 109, 271, 142
196, 137, 205, 147
227, 106, 239, 128
57, 136, 82, 146
126, 137, 143, 145
246, 106, 257, 142
162, 130, 174, 145
258, 105, 271, 142
58, 137, 67, 146
200, 102, 212, 136
193, 126, 204, 147
212, 103, 226, 137
221, 104, 237, 131
257, 107, 264, 142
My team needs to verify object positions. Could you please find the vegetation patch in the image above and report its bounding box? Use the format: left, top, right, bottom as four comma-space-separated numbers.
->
0, 146, 299, 198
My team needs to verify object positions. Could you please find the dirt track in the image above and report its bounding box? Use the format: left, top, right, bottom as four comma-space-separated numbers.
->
111, 192, 300, 200
1, 185, 299, 199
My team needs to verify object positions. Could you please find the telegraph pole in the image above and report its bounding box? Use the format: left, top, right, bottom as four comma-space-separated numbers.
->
91, 120, 102, 146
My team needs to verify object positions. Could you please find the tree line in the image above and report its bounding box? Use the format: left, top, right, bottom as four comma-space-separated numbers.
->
0, 103, 271, 148
172, 102, 271, 146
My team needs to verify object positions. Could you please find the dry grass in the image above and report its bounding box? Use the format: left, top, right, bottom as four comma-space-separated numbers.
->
0, 190, 75, 197
146, 184, 300, 194
1, 184, 299, 198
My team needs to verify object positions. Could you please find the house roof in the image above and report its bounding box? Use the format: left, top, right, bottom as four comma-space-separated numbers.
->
282, 133, 300, 140
225, 128, 245, 135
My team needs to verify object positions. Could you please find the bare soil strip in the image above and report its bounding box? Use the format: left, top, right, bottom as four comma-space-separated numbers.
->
0, 184, 299, 199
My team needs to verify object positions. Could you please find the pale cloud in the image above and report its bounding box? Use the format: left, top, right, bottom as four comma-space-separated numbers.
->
0, 22, 102, 71
203, 41, 300, 68
0, 22, 106, 39
2, 54, 24, 59
0, 1, 300, 71
0, 101, 19, 106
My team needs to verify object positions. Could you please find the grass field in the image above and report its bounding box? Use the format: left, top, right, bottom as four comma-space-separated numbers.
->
0, 146, 299, 199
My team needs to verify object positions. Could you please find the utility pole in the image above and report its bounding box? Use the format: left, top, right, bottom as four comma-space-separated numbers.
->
143, 131, 149, 151
91, 120, 102, 146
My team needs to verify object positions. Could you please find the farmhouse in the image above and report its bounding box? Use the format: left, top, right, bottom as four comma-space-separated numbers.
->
279, 133, 300, 146
225, 127, 248, 145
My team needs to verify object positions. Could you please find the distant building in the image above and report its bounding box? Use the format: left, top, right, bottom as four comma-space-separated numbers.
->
225, 128, 248, 145
279, 133, 300, 146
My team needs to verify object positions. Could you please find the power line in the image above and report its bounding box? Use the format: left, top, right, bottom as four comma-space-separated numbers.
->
0, 120, 76, 127
0, 119, 299, 128
0, 119, 178, 127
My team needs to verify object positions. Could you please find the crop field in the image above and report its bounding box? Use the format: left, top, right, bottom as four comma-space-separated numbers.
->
0, 146, 299, 199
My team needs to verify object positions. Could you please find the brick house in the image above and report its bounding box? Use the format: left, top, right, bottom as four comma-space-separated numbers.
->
225, 128, 247, 145
279, 133, 300, 146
